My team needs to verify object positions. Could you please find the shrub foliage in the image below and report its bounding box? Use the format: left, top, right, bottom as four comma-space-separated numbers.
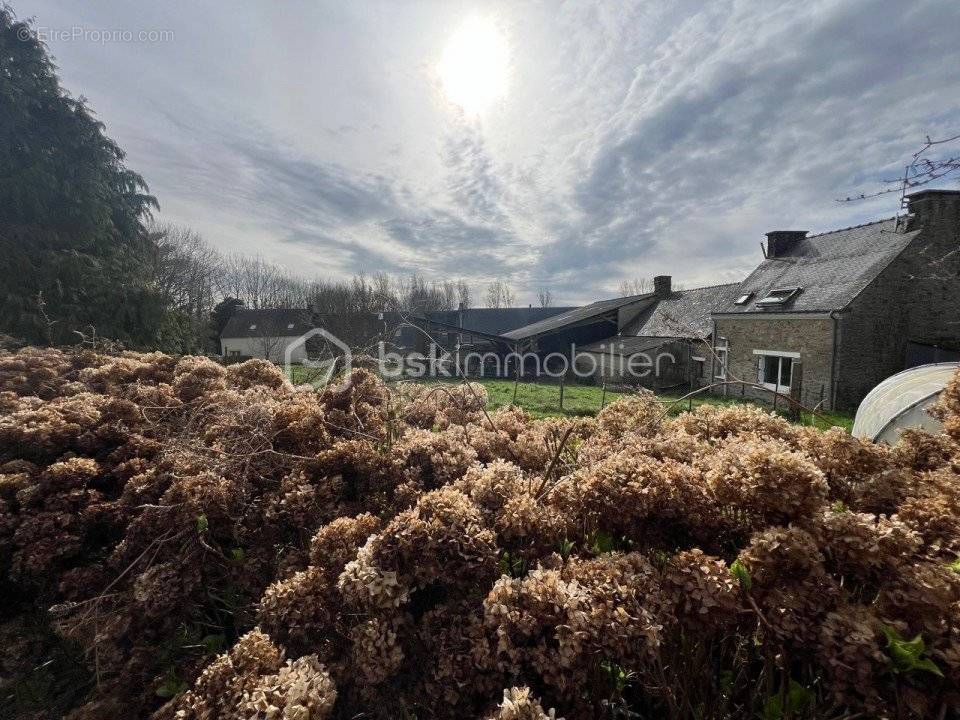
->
1, 348, 959, 719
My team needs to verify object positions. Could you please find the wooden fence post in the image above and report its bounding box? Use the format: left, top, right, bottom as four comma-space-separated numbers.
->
559, 375, 565, 410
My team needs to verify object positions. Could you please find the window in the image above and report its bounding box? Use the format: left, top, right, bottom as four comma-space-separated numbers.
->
229, 350, 240, 357
756, 287, 801, 306
692, 357, 706, 381
754, 351, 797, 391
714, 340, 729, 380
287, 323, 295, 329
249, 324, 257, 330
734, 293, 753, 305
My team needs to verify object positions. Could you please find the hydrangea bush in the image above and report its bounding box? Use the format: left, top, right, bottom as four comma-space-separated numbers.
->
0, 348, 958, 719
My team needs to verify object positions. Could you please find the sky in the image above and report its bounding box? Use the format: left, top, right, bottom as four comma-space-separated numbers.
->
17, 0, 960, 305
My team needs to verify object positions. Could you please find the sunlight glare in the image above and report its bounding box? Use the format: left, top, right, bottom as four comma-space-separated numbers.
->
438, 16, 509, 116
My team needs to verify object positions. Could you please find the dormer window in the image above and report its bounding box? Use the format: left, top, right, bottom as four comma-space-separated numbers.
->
756, 287, 801, 307
734, 293, 753, 305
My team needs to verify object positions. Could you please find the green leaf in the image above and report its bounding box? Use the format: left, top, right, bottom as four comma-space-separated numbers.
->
730, 558, 752, 590
155, 670, 189, 698
763, 680, 814, 720
231, 547, 245, 562
949, 557, 960, 574
882, 625, 944, 677
589, 530, 614, 555
195, 514, 208, 534
559, 538, 575, 560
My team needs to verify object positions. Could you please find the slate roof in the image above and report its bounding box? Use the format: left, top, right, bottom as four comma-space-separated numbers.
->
221, 308, 313, 339
424, 307, 576, 337
626, 283, 741, 337
502, 293, 653, 341
715, 218, 919, 314
579, 335, 686, 354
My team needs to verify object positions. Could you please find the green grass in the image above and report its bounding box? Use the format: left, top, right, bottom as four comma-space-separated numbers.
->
285, 364, 855, 431
418, 377, 855, 430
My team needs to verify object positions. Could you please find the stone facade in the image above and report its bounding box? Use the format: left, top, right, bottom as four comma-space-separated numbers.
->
574, 338, 704, 389
712, 316, 836, 408
712, 190, 960, 411
834, 192, 960, 409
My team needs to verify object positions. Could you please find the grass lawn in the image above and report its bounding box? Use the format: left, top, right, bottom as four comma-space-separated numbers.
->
285, 365, 854, 430
420, 377, 855, 431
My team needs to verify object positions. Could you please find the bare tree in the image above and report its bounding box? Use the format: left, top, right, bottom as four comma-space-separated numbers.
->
536, 288, 554, 308
393, 273, 458, 313
486, 279, 516, 308
149, 223, 218, 316
252, 330, 286, 362
617, 277, 652, 296
456, 279, 471, 309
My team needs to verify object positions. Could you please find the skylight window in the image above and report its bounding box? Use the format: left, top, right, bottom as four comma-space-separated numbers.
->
756, 287, 802, 307
734, 293, 753, 305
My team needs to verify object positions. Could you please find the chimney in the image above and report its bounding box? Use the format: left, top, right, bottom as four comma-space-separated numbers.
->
653, 275, 672, 297
765, 230, 807, 258
905, 189, 960, 230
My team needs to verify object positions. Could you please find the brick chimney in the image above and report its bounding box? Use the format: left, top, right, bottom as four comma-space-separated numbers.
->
765, 230, 807, 258
653, 275, 671, 297
906, 189, 960, 230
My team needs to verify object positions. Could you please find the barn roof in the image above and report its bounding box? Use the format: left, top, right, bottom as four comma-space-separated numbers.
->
579, 335, 686, 354
221, 308, 313, 339
502, 293, 653, 341
626, 283, 741, 338
424, 307, 576, 337
715, 218, 919, 315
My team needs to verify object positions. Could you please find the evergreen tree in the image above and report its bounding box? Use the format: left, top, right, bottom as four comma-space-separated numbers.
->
0, 8, 164, 346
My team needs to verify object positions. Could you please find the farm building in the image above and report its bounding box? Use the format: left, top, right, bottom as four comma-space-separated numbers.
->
502, 276, 741, 389
713, 189, 960, 410
397, 305, 575, 355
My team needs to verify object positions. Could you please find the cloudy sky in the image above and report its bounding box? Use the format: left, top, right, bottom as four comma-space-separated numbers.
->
20, 0, 960, 304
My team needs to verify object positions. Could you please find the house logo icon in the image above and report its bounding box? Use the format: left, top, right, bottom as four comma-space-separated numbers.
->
285, 328, 352, 390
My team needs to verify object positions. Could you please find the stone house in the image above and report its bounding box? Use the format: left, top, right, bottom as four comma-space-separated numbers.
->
711, 189, 960, 410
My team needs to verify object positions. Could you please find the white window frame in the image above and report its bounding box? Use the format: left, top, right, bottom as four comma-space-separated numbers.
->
756, 287, 802, 307
752, 349, 798, 392
714, 339, 729, 380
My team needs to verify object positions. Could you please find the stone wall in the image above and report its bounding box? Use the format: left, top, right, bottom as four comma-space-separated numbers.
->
712, 316, 836, 409
574, 339, 698, 390
835, 193, 960, 409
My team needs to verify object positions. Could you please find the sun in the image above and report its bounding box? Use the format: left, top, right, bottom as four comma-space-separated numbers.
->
437, 16, 509, 116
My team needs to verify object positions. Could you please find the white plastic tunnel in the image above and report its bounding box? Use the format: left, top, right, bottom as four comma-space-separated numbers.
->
852, 362, 960, 444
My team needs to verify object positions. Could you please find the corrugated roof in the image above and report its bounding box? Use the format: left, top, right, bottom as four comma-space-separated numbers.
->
715, 218, 918, 314
626, 283, 741, 337
424, 307, 576, 337
502, 293, 653, 341
221, 308, 313, 339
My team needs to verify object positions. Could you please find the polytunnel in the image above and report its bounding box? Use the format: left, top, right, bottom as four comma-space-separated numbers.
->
852, 362, 960, 444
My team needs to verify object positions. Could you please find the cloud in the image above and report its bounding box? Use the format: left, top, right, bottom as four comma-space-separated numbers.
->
29, 0, 960, 305
529, 0, 960, 299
